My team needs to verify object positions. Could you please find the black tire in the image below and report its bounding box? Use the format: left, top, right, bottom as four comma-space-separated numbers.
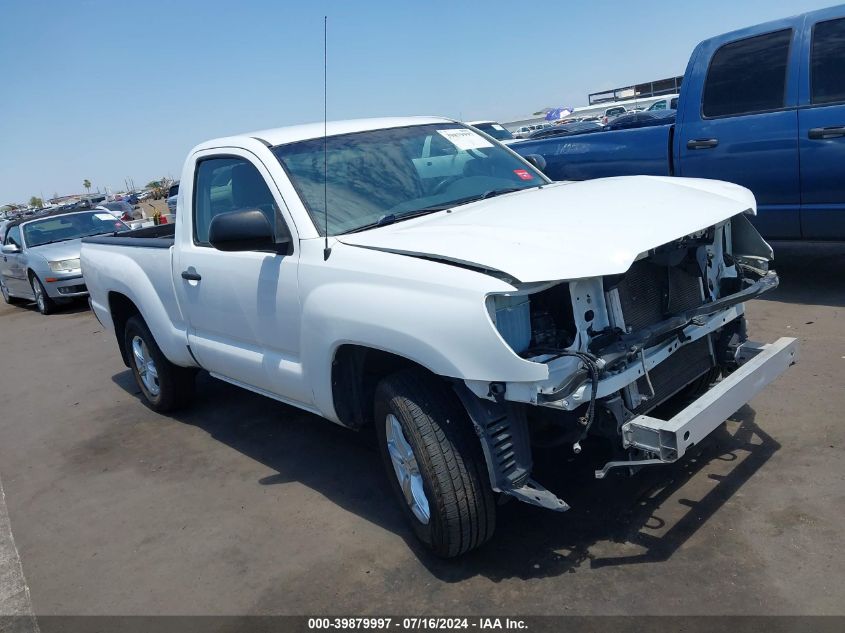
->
30, 274, 56, 315
124, 315, 195, 412
374, 369, 495, 558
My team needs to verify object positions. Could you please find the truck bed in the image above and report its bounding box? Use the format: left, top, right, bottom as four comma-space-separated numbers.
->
513, 124, 673, 181
81, 222, 194, 368
83, 222, 175, 248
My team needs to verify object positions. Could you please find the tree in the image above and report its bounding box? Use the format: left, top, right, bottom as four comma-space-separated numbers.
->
83, 179, 91, 194
29, 196, 43, 208
146, 180, 161, 189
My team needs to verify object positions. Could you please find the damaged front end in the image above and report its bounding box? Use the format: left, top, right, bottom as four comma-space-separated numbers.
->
461, 212, 798, 511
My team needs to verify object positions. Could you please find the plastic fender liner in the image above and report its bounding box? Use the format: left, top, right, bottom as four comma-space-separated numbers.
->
452, 383, 569, 512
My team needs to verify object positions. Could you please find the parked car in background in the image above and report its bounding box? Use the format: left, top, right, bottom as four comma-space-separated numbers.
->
466, 120, 515, 141
647, 94, 680, 111
82, 117, 796, 557
512, 122, 552, 138
166, 182, 179, 215
528, 120, 604, 139
1, 209, 130, 314
604, 109, 677, 130
96, 201, 137, 220
514, 5, 845, 240
600, 105, 628, 124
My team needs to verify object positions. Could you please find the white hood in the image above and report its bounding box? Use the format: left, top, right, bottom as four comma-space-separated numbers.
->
338, 176, 756, 283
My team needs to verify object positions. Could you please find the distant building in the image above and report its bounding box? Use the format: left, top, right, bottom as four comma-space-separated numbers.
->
588, 76, 683, 105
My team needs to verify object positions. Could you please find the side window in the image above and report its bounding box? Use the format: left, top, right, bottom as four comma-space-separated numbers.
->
193, 157, 281, 246
5, 226, 21, 247
811, 18, 845, 105
650, 101, 666, 110
702, 29, 792, 117
670, 97, 678, 109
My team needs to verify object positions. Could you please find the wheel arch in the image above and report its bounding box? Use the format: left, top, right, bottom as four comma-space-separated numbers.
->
330, 344, 459, 430
108, 291, 143, 367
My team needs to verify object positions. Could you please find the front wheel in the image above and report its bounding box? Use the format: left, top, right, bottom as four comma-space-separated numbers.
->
30, 275, 56, 314
124, 315, 195, 412
374, 369, 495, 557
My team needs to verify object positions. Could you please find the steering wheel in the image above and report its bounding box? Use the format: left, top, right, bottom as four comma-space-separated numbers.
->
432, 176, 460, 196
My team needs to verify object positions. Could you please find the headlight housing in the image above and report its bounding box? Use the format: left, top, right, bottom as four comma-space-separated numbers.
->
49, 258, 81, 273
487, 294, 532, 354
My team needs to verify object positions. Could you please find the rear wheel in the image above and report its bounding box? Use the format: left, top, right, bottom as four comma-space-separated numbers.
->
124, 315, 195, 412
374, 369, 495, 557
30, 275, 56, 315
0, 277, 24, 305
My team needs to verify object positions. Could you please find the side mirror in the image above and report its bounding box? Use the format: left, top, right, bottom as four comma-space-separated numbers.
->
208, 209, 288, 253
2, 243, 21, 254
524, 154, 547, 172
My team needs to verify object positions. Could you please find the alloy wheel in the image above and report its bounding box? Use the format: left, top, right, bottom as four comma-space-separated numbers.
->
131, 335, 161, 397
385, 413, 430, 524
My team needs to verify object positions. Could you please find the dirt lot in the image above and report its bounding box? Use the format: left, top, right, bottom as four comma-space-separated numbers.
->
0, 243, 842, 616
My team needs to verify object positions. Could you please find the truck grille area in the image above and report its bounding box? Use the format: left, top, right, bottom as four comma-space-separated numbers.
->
633, 336, 714, 414
616, 259, 704, 330
613, 257, 714, 414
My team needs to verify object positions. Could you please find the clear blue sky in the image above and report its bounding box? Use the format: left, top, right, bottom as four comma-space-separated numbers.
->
0, 0, 835, 204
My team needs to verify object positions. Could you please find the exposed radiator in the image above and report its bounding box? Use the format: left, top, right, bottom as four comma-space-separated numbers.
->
615, 259, 704, 330
633, 336, 714, 414
610, 258, 714, 414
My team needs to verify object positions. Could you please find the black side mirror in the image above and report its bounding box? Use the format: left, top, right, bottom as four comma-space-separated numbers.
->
524, 154, 547, 172
208, 209, 288, 253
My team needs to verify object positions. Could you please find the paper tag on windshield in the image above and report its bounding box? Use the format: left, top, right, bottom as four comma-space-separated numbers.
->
492, 124, 505, 130
437, 128, 493, 150
95, 213, 114, 221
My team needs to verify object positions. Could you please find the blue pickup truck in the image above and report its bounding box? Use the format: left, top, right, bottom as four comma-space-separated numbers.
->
514, 5, 845, 240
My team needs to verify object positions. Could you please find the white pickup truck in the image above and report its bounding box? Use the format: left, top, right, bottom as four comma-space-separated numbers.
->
81, 117, 797, 557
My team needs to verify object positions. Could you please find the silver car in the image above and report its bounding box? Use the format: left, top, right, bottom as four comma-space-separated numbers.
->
0, 210, 130, 314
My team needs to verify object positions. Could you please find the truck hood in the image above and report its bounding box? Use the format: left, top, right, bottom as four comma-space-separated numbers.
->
338, 176, 756, 282
28, 239, 83, 262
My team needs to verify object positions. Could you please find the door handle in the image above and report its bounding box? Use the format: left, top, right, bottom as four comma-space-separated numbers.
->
686, 138, 719, 150
808, 126, 845, 140
181, 270, 202, 281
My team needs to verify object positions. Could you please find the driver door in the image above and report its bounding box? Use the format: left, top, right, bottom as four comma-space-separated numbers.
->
173, 149, 311, 407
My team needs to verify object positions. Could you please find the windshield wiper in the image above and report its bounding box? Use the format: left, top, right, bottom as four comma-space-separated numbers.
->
33, 237, 75, 246
409, 188, 525, 215
341, 207, 445, 235
339, 188, 528, 235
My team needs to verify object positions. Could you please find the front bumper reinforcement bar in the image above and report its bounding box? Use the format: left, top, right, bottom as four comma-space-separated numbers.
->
595, 337, 798, 479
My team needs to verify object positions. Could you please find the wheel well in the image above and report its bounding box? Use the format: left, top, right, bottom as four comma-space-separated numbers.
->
331, 345, 441, 429
108, 292, 142, 367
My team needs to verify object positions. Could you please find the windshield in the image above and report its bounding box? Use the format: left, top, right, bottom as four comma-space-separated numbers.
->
273, 123, 546, 235
23, 211, 130, 247
470, 122, 514, 140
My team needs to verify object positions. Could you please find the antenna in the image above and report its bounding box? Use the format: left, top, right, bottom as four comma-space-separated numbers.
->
322, 15, 331, 261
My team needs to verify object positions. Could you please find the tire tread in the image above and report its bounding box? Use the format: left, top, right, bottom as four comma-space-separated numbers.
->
375, 369, 495, 557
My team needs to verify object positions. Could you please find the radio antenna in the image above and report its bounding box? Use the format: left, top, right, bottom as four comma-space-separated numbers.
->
322, 15, 331, 261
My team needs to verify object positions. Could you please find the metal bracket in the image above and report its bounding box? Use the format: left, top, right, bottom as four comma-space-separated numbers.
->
508, 479, 569, 511
595, 458, 667, 479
